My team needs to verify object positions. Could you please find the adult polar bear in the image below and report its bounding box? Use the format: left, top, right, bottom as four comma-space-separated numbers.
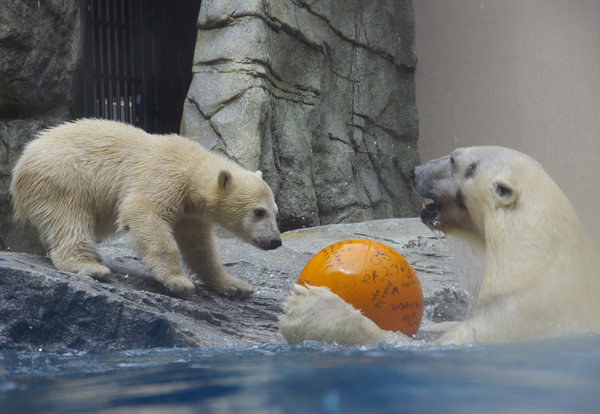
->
11, 119, 281, 297
280, 146, 600, 345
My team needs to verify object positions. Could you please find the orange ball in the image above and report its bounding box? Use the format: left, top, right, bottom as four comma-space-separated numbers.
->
297, 239, 424, 336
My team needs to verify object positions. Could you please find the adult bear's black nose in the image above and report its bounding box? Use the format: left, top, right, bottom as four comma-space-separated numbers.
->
408, 168, 416, 182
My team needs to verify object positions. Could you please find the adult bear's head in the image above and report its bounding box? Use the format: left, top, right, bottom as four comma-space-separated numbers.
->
409, 146, 571, 245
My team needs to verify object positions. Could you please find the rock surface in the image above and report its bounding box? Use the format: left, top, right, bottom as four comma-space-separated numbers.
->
181, 0, 422, 231
0, 218, 468, 352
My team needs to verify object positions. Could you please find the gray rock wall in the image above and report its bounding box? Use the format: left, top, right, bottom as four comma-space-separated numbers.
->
181, 0, 422, 231
0, 0, 85, 253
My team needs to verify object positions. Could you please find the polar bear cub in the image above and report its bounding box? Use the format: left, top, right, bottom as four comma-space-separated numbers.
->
279, 146, 600, 345
11, 119, 281, 297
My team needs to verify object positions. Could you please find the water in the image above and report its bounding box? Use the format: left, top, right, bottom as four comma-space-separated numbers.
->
2, 334, 599, 414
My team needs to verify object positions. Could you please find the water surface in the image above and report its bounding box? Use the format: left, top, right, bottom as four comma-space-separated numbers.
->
1, 334, 599, 414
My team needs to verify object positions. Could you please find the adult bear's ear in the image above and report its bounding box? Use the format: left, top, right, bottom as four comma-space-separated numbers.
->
493, 179, 517, 206
218, 170, 232, 190
254, 170, 263, 179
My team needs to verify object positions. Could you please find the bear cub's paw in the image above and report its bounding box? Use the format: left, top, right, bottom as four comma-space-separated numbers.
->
86, 264, 112, 281
162, 276, 196, 296
61, 260, 112, 282
210, 277, 254, 299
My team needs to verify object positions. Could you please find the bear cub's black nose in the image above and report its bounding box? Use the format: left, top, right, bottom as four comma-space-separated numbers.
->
270, 238, 282, 249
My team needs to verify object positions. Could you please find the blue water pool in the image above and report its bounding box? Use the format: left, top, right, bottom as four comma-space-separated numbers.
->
1, 334, 599, 414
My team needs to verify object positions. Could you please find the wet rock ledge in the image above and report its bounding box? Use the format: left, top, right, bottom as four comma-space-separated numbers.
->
0, 219, 466, 352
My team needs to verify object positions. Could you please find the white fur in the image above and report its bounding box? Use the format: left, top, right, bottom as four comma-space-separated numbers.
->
279, 284, 410, 347
11, 119, 281, 297
279, 146, 600, 346
419, 147, 600, 344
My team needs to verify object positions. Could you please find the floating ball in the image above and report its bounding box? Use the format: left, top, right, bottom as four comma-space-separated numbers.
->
297, 239, 424, 336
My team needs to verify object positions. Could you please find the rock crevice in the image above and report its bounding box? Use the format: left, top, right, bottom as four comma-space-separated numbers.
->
182, 0, 421, 231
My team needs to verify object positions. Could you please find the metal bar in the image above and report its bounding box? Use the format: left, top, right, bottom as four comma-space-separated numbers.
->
88, 0, 97, 117
96, 0, 106, 118
106, 0, 113, 120
128, 0, 136, 125
123, 0, 130, 124
138, 0, 147, 131
112, 0, 121, 121
118, 0, 127, 123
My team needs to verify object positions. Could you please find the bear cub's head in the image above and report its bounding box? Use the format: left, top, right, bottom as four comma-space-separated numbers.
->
214, 169, 282, 251
409, 146, 546, 240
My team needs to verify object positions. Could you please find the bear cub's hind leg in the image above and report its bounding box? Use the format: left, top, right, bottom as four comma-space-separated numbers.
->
52, 252, 111, 281
48, 238, 111, 281
174, 217, 254, 298
35, 205, 111, 280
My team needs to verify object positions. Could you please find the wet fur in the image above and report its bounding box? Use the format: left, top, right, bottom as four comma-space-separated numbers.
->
11, 119, 281, 297
279, 146, 600, 346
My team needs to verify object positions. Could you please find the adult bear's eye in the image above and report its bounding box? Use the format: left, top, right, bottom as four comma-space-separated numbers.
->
253, 208, 266, 218
465, 162, 478, 179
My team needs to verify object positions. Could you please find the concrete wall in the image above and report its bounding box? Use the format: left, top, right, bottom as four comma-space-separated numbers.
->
413, 1, 600, 247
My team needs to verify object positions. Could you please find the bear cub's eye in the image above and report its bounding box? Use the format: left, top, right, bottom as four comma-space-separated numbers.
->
253, 208, 266, 218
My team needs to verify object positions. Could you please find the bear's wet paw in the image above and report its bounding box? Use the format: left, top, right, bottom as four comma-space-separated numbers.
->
59, 260, 111, 281
214, 278, 254, 299
86, 264, 112, 281
163, 276, 196, 296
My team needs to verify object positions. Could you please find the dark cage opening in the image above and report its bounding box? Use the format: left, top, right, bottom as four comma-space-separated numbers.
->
79, 0, 163, 133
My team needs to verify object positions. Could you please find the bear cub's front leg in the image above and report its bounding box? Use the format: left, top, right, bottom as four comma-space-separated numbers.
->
120, 205, 196, 296
128, 229, 196, 296
174, 217, 254, 298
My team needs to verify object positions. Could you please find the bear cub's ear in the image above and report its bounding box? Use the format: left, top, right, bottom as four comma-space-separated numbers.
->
218, 170, 232, 190
493, 179, 517, 206
254, 170, 263, 179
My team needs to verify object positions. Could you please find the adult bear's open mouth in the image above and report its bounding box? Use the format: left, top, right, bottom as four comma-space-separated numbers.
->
420, 199, 441, 229
409, 165, 445, 230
